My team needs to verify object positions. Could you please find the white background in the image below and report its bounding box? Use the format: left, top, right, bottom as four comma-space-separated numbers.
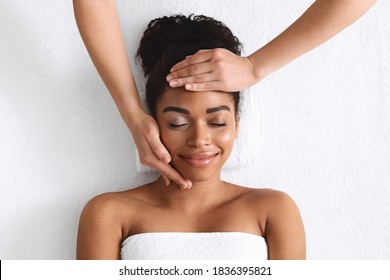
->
0, 0, 389, 259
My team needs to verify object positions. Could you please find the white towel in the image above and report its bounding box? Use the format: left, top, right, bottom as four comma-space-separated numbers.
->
121, 231, 268, 260
135, 88, 263, 173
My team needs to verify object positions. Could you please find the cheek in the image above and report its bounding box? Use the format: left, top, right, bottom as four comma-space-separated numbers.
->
213, 128, 236, 149
159, 128, 182, 154
219, 133, 234, 143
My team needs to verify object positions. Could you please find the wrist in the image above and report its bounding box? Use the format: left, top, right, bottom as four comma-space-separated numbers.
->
246, 55, 262, 85
114, 92, 146, 133
127, 106, 147, 134
247, 53, 270, 84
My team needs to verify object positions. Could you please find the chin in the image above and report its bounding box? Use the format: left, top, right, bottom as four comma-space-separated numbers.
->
180, 169, 219, 183
171, 158, 224, 183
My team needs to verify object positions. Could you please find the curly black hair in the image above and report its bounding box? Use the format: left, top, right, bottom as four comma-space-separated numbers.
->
137, 14, 242, 118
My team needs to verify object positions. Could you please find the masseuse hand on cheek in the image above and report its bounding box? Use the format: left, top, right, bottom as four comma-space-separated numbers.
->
131, 112, 192, 190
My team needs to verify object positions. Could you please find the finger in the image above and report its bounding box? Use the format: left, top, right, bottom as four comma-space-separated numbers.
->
185, 81, 220, 92
167, 62, 213, 84
147, 159, 189, 190
170, 50, 213, 72
145, 132, 171, 164
169, 73, 215, 88
140, 144, 190, 190
154, 161, 191, 190
162, 174, 171, 186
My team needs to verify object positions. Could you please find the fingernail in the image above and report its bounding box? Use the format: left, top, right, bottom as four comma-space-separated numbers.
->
185, 84, 192, 90
170, 67, 176, 72
162, 154, 171, 163
166, 74, 173, 81
170, 80, 178, 86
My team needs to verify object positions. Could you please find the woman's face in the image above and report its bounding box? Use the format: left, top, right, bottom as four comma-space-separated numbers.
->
156, 87, 239, 183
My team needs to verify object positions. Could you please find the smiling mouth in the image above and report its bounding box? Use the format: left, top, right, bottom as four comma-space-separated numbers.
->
179, 153, 219, 168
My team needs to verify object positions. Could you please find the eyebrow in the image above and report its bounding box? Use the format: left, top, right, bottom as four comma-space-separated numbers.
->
206, 105, 231, 114
163, 105, 231, 114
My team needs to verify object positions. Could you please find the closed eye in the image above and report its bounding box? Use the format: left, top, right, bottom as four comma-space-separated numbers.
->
209, 123, 227, 127
169, 123, 188, 128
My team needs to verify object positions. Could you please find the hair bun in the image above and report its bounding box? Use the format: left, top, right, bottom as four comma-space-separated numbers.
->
137, 14, 242, 77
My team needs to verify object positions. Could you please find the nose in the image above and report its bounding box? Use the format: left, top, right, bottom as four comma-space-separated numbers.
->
186, 122, 211, 148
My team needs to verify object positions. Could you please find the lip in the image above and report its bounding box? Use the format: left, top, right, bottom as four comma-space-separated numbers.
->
179, 152, 219, 168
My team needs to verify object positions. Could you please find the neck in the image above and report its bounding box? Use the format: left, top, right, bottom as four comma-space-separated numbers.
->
151, 174, 227, 213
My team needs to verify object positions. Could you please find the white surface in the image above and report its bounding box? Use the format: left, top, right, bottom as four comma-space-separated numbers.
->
121, 232, 268, 260
0, 0, 389, 259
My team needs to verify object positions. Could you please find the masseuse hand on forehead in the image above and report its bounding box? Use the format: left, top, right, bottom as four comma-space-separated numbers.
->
167, 0, 377, 94
167, 48, 257, 92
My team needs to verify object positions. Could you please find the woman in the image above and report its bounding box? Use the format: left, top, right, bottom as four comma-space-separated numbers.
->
73, 0, 377, 190
76, 15, 305, 260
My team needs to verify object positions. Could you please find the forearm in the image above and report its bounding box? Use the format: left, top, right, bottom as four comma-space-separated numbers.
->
249, 0, 377, 81
73, 0, 144, 131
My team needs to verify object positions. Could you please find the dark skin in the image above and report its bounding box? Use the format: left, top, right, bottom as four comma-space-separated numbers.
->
77, 89, 306, 260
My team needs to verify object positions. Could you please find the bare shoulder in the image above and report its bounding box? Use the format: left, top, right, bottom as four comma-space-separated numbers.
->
256, 188, 299, 211
77, 192, 126, 259
78, 192, 132, 241
81, 184, 153, 221
235, 185, 298, 209
242, 187, 301, 225
81, 192, 127, 219
76, 185, 152, 259
234, 186, 305, 259
241, 188, 306, 260
82, 184, 158, 230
